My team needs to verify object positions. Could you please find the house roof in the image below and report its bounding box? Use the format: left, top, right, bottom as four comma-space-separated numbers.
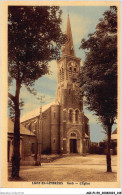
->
8, 118, 35, 136
112, 128, 117, 134
111, 128, 117, 140
20, 102, 59, 122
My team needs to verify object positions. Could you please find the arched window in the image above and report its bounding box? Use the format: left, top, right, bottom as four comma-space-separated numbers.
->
62, 68, 64, 81
75, 110, 79, 122
69, 109, 73, 122
69, 67, 72, 78
60, 69, 62, 82
71, 132, 77, 137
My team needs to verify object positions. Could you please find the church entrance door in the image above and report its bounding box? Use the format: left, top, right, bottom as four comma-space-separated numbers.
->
70, 139, 77, 153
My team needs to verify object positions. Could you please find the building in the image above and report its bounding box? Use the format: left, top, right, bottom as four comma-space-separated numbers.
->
97, 128, 117, 155
111, 128, 117, 154
21, 16, 90, 155
111, 128, 117, 141
8, 118, 36, 164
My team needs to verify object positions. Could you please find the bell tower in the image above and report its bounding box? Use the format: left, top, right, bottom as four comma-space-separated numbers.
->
55, 15, 85, 154
56, 15, 82, 110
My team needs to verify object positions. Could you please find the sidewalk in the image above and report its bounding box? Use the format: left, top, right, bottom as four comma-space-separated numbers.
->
8, 154, 117, 182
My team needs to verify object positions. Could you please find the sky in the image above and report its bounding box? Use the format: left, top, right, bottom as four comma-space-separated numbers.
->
9, 6, 117, 143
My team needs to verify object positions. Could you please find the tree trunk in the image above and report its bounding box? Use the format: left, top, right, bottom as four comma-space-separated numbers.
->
106, 125, 112, 172
11, 81, 21, 178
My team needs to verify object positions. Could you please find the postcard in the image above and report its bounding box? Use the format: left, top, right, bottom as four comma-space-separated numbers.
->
1, 0, 121, 190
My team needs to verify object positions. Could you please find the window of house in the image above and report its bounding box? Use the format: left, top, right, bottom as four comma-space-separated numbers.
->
31, 143, 35, 154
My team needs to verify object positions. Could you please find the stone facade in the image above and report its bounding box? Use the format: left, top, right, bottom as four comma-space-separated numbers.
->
21, 16, 90, 155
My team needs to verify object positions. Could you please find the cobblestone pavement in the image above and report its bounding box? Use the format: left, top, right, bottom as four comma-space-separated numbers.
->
8, 154, 117, 182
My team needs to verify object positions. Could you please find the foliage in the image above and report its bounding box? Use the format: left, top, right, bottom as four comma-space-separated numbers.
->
80, 6, 117, 127
79, 6, 117, 172
8, 6, 66, 178
8, 98, 24, 120
8, 6, 66, 89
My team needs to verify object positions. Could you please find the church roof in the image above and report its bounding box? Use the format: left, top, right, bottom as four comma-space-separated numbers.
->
8, 118, 35, 136
20, 102, 59, 122
62, 15, 75, 56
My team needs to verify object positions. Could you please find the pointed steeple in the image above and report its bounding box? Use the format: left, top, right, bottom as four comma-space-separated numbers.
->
62, 15, 75, 56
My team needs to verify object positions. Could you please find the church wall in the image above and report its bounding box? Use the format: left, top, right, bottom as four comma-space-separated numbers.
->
61, 88, 83, 111
62, 121, 67, 153
50, 105, 60, 153
42, 108, 51, 154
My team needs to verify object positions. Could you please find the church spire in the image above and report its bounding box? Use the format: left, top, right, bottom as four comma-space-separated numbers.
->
62, 15, 75, 56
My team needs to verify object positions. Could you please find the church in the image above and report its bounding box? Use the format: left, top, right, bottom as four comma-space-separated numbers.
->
20, 16, 90, 155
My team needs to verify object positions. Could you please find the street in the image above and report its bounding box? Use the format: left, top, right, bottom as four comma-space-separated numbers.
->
8, 154, 117, 182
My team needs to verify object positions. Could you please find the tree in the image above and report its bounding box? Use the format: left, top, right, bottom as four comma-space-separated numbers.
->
79, 6, 117, 172
8, 6, 66, 178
